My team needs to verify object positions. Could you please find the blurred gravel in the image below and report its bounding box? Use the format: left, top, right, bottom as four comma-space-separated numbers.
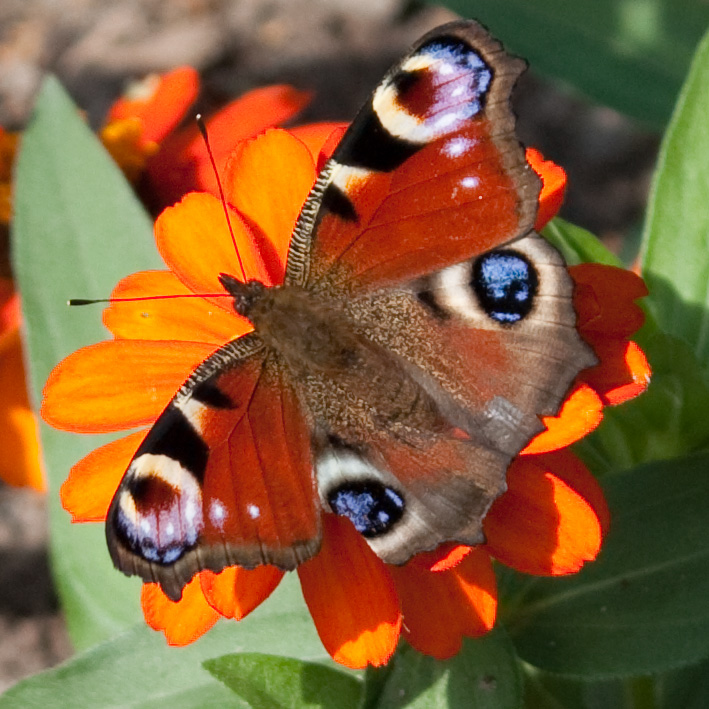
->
0, 0, 658, 693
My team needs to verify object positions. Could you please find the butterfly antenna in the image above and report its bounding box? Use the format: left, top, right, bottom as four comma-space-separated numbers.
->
196, 114, 247, 282
69, 293, 231, 306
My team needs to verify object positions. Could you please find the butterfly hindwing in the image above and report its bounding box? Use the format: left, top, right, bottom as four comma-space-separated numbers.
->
345, 232, 595, 447
314, 427, 509, 564
303, 234, 594, 562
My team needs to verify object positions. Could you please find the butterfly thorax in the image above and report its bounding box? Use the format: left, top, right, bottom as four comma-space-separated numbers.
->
219, 273, 449, 439
219, 273, 358, 372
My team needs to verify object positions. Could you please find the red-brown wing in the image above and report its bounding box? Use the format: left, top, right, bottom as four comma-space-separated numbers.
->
199, 356, 319, 571
285, 20, 539, 294
106, 335, 319, 601
310, 233, 596, 565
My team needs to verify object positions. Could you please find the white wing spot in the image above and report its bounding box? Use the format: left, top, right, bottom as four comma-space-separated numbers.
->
247, 504, 261, 520
433, 112, 461, 131
444, 137, 475, 158
184, 500, 198, 524
209, 500, 227, 530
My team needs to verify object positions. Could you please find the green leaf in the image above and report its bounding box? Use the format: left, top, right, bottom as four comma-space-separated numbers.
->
523, 662, 709, 709
655, 659, 709, 709
505, 453, 709, 677
0, 575, 328, 708
640, 25, 709, 366
204, 653, 362, 709
574, 333, 709, 475
374, 628, 521, 708
435, 0, 709, 127
542, 218, 622, 268
522, 667, 628, 709
13, 76, 165, 647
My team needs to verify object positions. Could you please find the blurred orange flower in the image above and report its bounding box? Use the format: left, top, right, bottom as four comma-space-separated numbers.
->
0, 128, 45, 492
100, 66, 343, 210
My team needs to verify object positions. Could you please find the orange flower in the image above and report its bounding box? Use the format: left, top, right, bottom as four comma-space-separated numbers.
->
0, 127, 18, 226
42, 129, 648, 668
100, 67, 344, 210
0, 129, 46, 492
0, 278, 45, 491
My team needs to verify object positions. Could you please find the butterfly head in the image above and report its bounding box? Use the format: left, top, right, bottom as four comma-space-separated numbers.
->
218, 273, 267, 319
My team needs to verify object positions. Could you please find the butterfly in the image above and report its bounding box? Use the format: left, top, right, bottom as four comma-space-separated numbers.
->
106, 20, 595, 601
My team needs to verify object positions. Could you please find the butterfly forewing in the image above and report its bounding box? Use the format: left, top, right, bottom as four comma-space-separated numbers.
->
106, 335, 320, 600
286, 21, 539, 293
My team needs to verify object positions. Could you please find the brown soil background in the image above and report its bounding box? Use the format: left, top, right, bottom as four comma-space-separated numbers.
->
0, 0, 658, 693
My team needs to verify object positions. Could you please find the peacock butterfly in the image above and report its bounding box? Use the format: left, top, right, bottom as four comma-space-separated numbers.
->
106, 20, 596, 601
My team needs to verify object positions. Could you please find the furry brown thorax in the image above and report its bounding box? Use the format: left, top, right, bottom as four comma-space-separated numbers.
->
218, 272, 448, 439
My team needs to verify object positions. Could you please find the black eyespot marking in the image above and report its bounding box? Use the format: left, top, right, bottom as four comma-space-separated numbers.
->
115, 477, 196, 565
136, 405, 209, 481
115, 511, 193, 565
472, 250, 538, 324
391, 68, 423, 97
193, 381, 234, 409
338, 110, 420, 172
328, 480, 405, 537
322, 183, 358, 222
418, 36, 493, 116
416, 288, 451, 320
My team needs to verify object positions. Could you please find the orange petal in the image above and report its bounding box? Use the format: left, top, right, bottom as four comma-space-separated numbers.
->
200, 565, 284, 620
104, 270, 246, 344
149, 85, 311, 206
41, 339, 215, 433
298, 515, 401, 669
0, 280, 20, 337
60, 430, 146, 522
141, 573, 219, 646
571, 264, 647, 346
408, 542, 472, 572
390, 548, 497, 659
0, 327, 45, 491
526, 147, 566, 230
537, 448, 610, 535
484, 453, 603, 576
107, 66, 199, 145
522, 382, 604, 455
100, 117, 157, 183
225, 129, 316, 283
155, 192, 271, 307
189, 86, 312, 195
289, 122, 348, 164
0, 130, 18, 224
580, 339, 651, 406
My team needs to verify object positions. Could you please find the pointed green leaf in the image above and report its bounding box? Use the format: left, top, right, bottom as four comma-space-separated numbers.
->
375, 629, 521, 708
204, 653, 362, 709
13, 76, 165, 647
506, 453, 709, 677
542, 219, 622, 268
640, 26, 709, 365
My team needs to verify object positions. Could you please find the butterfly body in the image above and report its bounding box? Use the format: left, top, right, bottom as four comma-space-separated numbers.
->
106, 20, 596, 601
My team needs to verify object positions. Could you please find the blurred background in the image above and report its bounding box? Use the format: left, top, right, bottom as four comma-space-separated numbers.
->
0, 0, 662, 690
